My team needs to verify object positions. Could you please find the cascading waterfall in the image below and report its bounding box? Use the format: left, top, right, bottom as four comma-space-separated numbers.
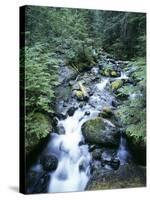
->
48, 108, 99, 192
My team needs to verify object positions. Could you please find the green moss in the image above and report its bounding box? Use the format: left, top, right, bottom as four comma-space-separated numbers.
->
110, 70, 117, 77
75, 90, 84, 100
82, 117, 106, 144
111, 80, 123, 91
104, 68, 110, 76
82, 116, 119, 146
100, 66, 118, 77
84, 117, 105, 132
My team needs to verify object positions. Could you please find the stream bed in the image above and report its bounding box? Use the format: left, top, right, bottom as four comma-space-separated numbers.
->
26, 56, 146, 193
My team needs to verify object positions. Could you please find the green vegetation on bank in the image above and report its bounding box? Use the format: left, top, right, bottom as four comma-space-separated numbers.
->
117, 58, 146, 144
22, 44, 59, 153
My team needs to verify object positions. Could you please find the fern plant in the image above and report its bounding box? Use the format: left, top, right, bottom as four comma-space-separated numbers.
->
21, 43, 59, 153
117, 57, 146, 143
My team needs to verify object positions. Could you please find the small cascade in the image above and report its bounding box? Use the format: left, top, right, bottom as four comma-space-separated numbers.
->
117, 132, 131, 165
115, 71, 128, 80
48, 108, 100, 193
96, 78, 109, 91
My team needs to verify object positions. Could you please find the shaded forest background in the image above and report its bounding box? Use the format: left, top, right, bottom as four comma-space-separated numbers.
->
20, 6, 146, 154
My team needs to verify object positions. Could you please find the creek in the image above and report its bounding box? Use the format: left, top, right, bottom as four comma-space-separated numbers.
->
26, 61, 135, 194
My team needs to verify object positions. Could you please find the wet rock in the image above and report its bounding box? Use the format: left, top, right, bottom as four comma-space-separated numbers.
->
109, 58, 116, 64
89, 144, 97, 152
100, 107, 113, 118
72, 83, 80, 90
79, 102, 87, 108
111, 80, 123, 91
69, 80, 75, 86
27, 171, 44, 191
111, 100, 118, 107
53, 117, 59, 127
101, 150, 114, 162
84, 111, 90, 116
57, 124, 65, 135
55, 85, 72, 112
55, 113, 66, 120
86, 164, 146, 190
27, 171, 50, 194
58, 66, 77, 84
82, 117, 120, 147
40, 154, 58, 172
91, 67, 99, 75
31, 174, 50, 193
90, 160, 102, 174
78, 141, 85, 146
101, 149, 120, 170
67, 107, 78, 116
91, 149, 102, 160
110, 158, 120, 170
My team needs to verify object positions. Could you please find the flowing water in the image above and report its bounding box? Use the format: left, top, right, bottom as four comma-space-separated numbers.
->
117, 133, 131, 165
116, 71, 129, 80
48, 108, 99, 192
27, 70, 131, 193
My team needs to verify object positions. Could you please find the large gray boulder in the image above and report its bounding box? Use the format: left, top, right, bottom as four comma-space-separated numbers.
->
82, 117, 119, 147
58, 65, 77, 84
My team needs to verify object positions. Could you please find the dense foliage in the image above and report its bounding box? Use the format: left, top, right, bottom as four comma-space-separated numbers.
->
117, 58, 146, 143
22, 43, 59, 153
21, 6, 146, 153
88, 11, 146, 59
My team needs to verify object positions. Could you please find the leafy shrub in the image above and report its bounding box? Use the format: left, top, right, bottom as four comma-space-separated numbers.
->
65, 39, 97, 71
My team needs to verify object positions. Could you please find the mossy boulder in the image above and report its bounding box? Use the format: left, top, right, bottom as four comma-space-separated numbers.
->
82, 117, 119, 147
26, 112, 52, 154
110, 70, 118, 77
111, 80, 123, 91
74, 82, 89, 101
100, 65, 120, 77
86, 164, 146, 190
104, 68, 110, 76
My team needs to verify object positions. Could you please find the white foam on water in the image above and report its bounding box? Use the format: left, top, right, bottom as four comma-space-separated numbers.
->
116, 71, 128, 80
48, 108, 95, 193
96, 78, 109, 91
